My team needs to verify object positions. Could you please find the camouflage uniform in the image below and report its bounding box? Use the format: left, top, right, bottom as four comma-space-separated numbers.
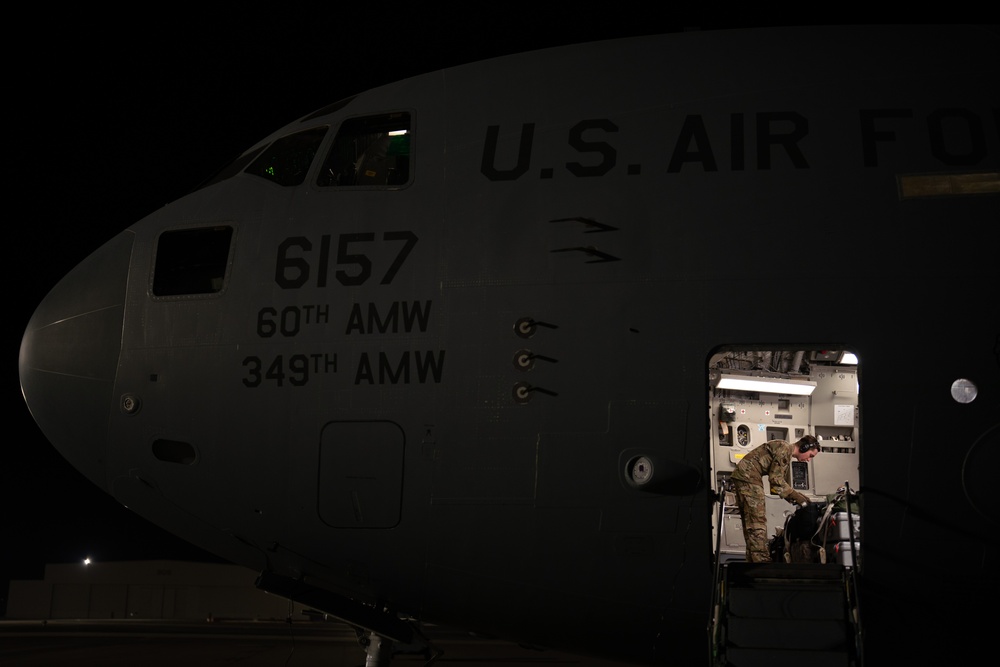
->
730, 439, 809, 562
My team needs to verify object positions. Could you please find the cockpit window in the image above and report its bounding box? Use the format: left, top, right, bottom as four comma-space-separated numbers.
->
318, 112, 411, 187
152, 226, 234, 296
199, 146, 266, 190
245, 126, 329, 186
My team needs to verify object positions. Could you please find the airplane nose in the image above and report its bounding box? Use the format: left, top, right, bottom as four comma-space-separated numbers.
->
19, 231, 134, 492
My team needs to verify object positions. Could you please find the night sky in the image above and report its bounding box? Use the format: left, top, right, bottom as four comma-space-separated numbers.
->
6, 14, 891, 604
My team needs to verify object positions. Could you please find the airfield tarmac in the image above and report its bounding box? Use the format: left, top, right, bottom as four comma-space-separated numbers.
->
0, 618, 634, 667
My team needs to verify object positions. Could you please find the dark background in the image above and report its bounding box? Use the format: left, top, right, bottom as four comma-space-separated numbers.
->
4, 13, 885, 607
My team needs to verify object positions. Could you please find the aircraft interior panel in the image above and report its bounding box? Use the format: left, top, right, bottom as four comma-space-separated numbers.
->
811, 367, 860, 493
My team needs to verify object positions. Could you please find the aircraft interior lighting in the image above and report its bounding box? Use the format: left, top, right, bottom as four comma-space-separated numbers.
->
714, 376, 818, 395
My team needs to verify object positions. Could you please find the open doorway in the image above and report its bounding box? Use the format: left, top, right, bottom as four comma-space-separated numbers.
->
707, 348, 861, 565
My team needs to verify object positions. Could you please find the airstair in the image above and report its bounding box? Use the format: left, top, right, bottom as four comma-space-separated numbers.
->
708, 485, 863, 667
710, 561, 862, 666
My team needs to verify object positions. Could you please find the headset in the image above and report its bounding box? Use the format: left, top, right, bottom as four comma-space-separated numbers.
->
797, 436, 820, 453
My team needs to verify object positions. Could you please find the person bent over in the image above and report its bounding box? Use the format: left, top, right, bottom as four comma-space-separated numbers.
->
730, 436, 820, 562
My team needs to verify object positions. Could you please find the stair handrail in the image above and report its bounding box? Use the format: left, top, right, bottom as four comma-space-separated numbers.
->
842, 480, 864, 666
707, 480, 730, 664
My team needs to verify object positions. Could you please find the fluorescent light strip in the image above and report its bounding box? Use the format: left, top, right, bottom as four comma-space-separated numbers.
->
716, 376, 817, 395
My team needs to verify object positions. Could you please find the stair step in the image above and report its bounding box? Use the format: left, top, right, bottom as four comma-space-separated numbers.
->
725, 562, 845, 586
725, 646, 852, 667
715, 559, 860, 667
726, 616, 848, 650
728, 587, 845, 619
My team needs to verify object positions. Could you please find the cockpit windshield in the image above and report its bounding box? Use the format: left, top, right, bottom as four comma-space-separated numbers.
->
196, 111, 412, 191
317, 112, 411, 188
245, 127, 329, 187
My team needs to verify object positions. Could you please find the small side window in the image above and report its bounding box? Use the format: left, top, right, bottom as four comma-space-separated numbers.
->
152, 226, 233, 296
318, 112, 411, 187
152, 439, 197, 465
245, 126, 329, 186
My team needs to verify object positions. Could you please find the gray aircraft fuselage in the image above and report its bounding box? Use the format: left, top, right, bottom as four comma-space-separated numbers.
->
19, 25, 999, 666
